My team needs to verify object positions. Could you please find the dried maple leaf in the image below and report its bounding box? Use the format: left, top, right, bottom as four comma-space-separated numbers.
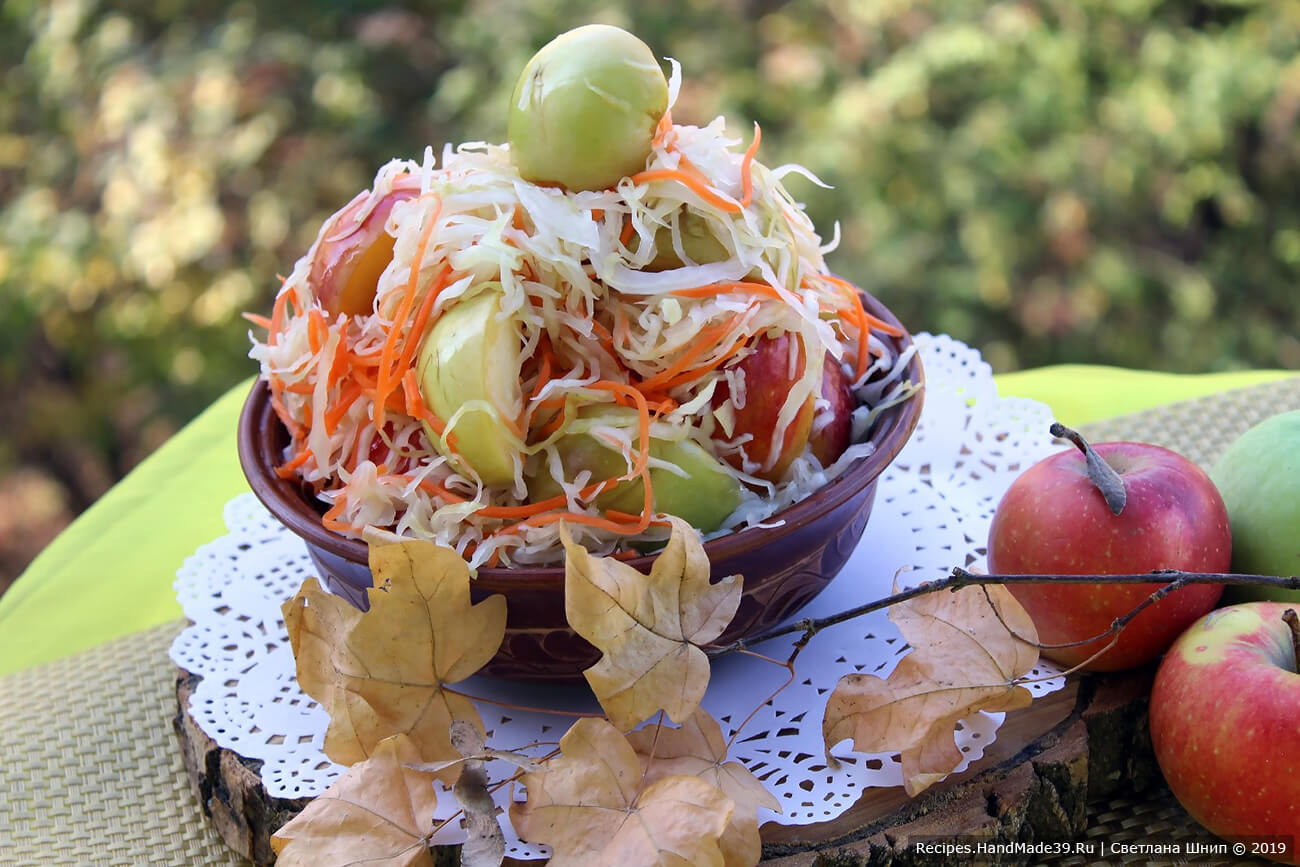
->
282, 540, 507, 769
271, 733, 437, 866
626, 709, 779, 867
510, 717, 734, 867
821, 584, 1039, 796
561, 517, 741, 729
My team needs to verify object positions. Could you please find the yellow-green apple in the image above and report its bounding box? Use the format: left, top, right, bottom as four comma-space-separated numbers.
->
711, 331, 815, 482
311, 187, 415, 316
416, 285, 524, 486
809, 354, 854, 467
1149, 602, 1300, 863
987, 424, 1230, 671
1211, 409, 1300, 603
525, 407, 742, 531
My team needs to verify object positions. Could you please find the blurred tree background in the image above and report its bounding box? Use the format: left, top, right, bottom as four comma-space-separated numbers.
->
2, 0, 1299, 590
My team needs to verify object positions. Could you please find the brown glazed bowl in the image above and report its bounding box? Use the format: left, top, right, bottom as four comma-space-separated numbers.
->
238, 292, 923, 681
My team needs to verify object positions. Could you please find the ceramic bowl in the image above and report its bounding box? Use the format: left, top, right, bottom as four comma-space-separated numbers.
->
237, 292, 923, 680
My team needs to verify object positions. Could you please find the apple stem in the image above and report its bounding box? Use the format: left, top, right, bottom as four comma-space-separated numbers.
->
1049, 422, 1127, 516
1284, 609, 1300, 672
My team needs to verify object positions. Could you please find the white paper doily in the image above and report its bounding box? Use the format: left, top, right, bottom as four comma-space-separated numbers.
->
170, 333, 1067, 859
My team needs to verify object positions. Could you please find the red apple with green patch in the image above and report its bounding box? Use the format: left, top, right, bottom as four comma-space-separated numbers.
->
312, 187, 416, 317
987, 424, 1230, 671
711, 331, 815, 482
809, 353, 854, 467
1149, 602, 1300, 863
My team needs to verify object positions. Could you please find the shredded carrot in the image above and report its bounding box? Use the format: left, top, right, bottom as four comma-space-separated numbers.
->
653, 332, 748, 392
393, 263, 449, 378
324, 382, 363, 434
670, 281, 784, 303
629, 168, 741, 214
242, 311, 272, 330
307, 308, 327, 354
321, 495, 354, 534
590, 320, 617, 359
619, 216, 636, 246
374, 194, 443, 431
274, 448, 313, 479
401, 368, 445, 437
652, 110, 674, 148
739, 123, 762, 209
499, 508, 650, 536
637, 313, 745, 393
268, 287, 291, 347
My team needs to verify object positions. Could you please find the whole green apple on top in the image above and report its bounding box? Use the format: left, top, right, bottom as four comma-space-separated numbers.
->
1212, 409, 1300, 603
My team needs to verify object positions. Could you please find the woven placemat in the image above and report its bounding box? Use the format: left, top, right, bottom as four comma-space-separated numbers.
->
0, 620, 246, 866
1, 374, 1296, 866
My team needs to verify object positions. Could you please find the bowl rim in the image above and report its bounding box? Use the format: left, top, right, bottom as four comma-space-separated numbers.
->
236, 291, 924, 591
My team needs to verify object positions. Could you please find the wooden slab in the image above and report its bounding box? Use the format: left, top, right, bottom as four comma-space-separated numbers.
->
174, 666, 1160, 865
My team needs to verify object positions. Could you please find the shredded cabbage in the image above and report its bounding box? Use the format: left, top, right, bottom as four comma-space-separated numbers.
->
248, 110, 917, 569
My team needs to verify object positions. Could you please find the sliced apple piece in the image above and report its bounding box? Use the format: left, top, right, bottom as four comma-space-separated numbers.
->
311, 188, 415, 317
629, 210, 730, 271
526, 407, 742, 532
710, 331, 815, 482
416, 285, 524, 486
808, 353, 854, 466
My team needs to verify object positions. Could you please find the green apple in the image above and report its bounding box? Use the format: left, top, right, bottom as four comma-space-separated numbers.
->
628, 211, 730, 271
1212, 409, 1300, 603
508, 25, 668, 191
526, 407, 742, 532
415, 285, 523, 486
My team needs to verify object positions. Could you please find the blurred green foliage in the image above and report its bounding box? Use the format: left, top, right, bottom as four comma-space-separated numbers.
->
1, 0, 1298, 530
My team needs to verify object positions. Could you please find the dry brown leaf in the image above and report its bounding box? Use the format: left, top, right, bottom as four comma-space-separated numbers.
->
282, 540, 507, 768
561, 517, 741, 729
821, 584, 1039, 796
510, 717, 734, 867
626, 709, 779, 867
271, 733, 437, 866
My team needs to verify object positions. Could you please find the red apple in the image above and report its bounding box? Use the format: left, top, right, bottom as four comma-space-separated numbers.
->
809, 353, 854, 467
987, 426, 1230, 671
1149, 602, 1300, 863
711, 331, 814, 482
311, 187, 416, 316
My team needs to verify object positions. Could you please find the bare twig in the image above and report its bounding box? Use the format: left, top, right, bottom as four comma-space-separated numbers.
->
707, 568, 1300, 658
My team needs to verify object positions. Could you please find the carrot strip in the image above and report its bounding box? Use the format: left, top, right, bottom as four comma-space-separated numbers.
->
629, 169, 741, 214
307, 307, 327, 354
268, 284, 291, 346
653, 332, 748, 392
242, 312, 273, 330
274, 448, 313, 479
652, 110, 674, 147
670, 281, 784, 303
393, 263, 449, 378
402, 368, 445, 437
739, 123, 762, 209
375, 194, 443, 431
637, 314, 744, 392
324, 382, 364, 434
321, 495, 354, 533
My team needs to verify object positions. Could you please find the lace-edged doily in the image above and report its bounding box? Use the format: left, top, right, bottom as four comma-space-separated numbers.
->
170, 333, 1067, 859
